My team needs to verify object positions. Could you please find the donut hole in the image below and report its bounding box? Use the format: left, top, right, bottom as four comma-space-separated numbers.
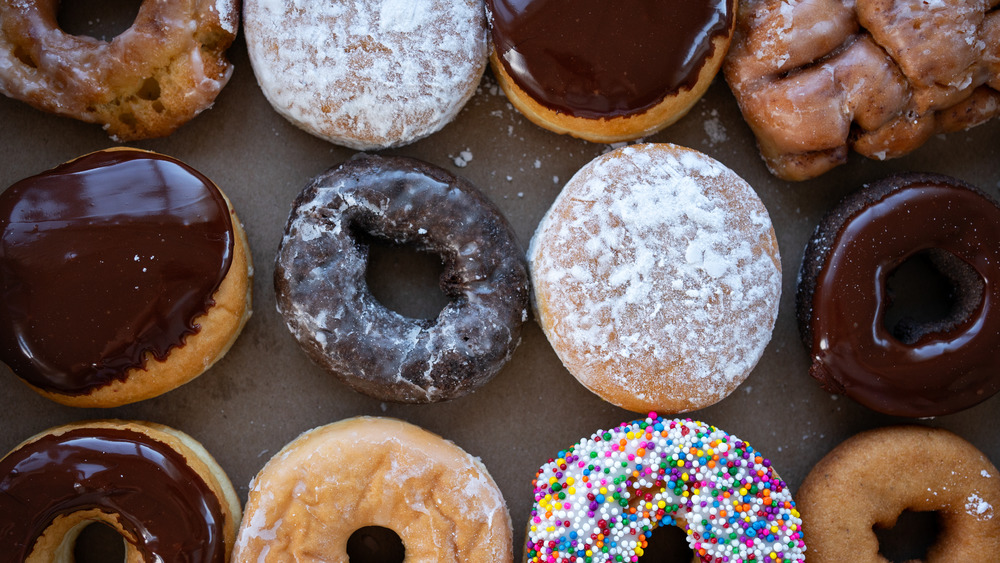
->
72, 522, 125, 562
874, 510, 939, 562
636, 525, 694, 561
884, 248, 983, 344
346, 526, 405, 563
358, 231, 450, 321
57, 0, 143, 41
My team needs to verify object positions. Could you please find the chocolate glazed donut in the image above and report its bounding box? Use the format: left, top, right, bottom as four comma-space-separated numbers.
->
275, 154, 529, 403
797, 173, 1000, 417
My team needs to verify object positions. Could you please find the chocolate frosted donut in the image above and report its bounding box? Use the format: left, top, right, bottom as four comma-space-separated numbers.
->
274, 154, 529, 403
797, 173, 1000, 417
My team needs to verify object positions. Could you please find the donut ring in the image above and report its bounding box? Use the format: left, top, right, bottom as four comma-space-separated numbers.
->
233, 416, 513, 561
0, 0, 239, 141
274, 154, 529, 403
797, 426, 1000, 562
0, 419, 242, 562
797, 173, 1000, 417
525, 414, 805, 562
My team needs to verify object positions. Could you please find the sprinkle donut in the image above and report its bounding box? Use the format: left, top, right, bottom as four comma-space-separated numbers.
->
525, 414, 806, 563
274, 154, 529, 403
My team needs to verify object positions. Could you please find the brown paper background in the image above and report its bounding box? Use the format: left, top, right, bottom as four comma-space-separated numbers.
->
1, 6, 999, 559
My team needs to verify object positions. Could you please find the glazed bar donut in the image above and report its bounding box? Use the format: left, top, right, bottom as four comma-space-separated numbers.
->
797, 426, 1000, 562
724, 0, 1000, 180
0, 420, 242, 562
233, 416, 513, 561
525, 414, 806, 562
274, 154, 529, 403
487, 0, 737, 143
0, 0, 239, 141
0, 148, 253, 408
797, 173, 1000, 417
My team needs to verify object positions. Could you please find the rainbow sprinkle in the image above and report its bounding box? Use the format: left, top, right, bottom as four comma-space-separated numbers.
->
525, 414, 806, 563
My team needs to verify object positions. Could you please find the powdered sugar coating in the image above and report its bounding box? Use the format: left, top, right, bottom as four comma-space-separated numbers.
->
243, 0, 488, 150
528, 144, 781, 413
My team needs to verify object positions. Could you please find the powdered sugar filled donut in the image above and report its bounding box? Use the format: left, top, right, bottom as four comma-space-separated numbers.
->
528, 144, 781, 413
243, 0, 488, 150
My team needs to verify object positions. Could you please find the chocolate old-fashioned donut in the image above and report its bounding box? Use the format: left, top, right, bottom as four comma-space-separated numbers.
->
797, 172, 1000, 417
275, 154, 529, 403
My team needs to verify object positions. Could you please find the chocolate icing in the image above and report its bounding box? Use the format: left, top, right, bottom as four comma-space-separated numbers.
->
487, 0, 733, 118
274, 154, 529, 403
0, 426, 228, 562
0, 149, 234, 395
800, 173, 1000, 417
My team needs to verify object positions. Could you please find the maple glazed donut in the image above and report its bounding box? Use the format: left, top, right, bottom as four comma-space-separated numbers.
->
0, 0, 239, 141
274, 154, 529, 403
525, 414, 806, 563
243, 0, 487, 150
486, 0, 737, 142
797, 426, 1000, 562
234, 416, 513, 561
528, 143, 781, 413
0, 419, 242, 562
0, 148, 252, 408
724, 0, 1000, 180
797, 173, 1000, 417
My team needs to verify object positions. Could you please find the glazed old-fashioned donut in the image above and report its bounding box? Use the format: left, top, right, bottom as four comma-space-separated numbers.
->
797, 426, 1000, 562
797, 173, 1000, 417
724, 0, 1000, 180
243, 0, 487, 150
0, 419, 242, 562
525, 414, 806, 562
274, 154, 529, 403
487, 0, 737, 143
0, 0, 239, 141
233, 416, 513, 561
528, 143, 781, 413
0, 148, 253, 408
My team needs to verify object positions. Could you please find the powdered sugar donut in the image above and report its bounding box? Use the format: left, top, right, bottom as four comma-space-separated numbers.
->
525, 414, 806, 562
528, 144, 781, 413
243, 0, 488, 150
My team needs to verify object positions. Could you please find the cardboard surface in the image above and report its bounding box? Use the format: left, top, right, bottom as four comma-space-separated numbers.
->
1, 9, 1000, 559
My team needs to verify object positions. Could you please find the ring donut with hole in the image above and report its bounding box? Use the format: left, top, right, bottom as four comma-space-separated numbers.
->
0, 0, 239, 141
796, 172, 1000, 417
797, 425, 1000, 562
0, 419, 242, 562
274, 153, 530, 403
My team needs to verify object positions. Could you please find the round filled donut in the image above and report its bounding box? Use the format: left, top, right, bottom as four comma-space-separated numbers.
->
274, 153, 529, 403
0, 148, 253, 408
525, 413, 806, 562
797, 425, 1000, 562
0, 0, 239, 141
797, 172, 1000, 417
486, 0, 737, 143
0, 419, 242, 562
243, 0, 488, 150
233, 416, 513, 561
528, 143, 781, 413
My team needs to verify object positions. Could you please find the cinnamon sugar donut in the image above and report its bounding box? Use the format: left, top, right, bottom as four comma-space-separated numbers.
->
0, 0, 239, 141
487, 0, 737, 143
797, 426, 1000, 562
528, 144, 781, 413
724, 0, 1000, 180
234, 417, 513, 562
243, 0, 488, 150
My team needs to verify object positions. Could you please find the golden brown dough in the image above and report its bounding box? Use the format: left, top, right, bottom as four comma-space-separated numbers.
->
725, 0, 1000, 180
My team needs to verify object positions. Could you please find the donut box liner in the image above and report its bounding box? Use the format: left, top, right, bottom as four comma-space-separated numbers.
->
1, 8, 998, 559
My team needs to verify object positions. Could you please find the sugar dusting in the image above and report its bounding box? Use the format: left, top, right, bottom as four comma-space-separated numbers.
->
529, 144, 781, 411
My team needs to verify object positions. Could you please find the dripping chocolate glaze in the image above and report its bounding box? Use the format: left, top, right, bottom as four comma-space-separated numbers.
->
0, 149, 234, 395
809, 181, 1000, 417
0, 426, 227, 562
487, 0, 733, 118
